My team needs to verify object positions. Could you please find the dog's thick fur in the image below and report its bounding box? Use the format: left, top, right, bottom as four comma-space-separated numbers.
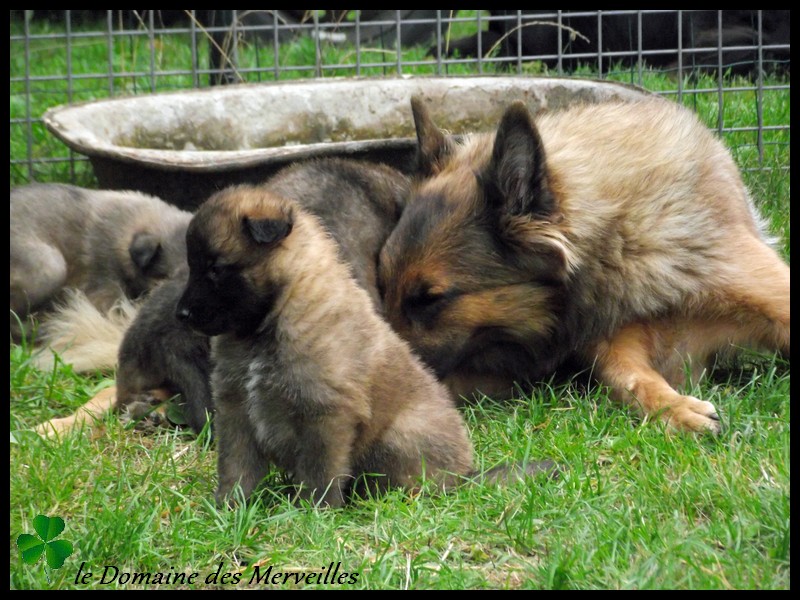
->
36, 275, 214, 439
29, 291, 139, 373
378, 96, 790, 433
266, 158, 408, 311
177, 186, 475, 506
10, 183, 192, 341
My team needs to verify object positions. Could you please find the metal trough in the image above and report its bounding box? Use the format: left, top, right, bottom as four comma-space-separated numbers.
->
43, 76, 651, 210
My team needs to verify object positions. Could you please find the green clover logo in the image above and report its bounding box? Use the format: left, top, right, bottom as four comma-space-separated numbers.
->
17, 515, 74, 584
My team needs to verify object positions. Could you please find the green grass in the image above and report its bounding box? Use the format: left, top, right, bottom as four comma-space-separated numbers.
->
9, 13, 790, 590
10, 349, 791, 590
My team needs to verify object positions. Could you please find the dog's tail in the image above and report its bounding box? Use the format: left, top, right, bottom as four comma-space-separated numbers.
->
31, 290, 139, 373
351, 459, 562, 505
433, 459, 561, 494
476, 459, 561, 485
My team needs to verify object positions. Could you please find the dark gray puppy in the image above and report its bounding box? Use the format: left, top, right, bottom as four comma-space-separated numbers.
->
115, 272, 214, 435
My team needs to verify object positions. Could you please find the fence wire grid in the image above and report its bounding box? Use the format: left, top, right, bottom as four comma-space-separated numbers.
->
10, 10, 790, 186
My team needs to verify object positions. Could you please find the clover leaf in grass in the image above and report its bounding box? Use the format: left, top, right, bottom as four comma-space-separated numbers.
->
17, 515, 74, 583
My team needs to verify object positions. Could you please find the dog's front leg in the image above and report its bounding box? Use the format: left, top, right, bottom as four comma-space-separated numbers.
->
591, 322, 721, 434
292, 414, 359, 508
214, 400, 270, 506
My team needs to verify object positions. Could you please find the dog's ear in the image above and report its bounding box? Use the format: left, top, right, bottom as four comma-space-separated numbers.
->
129, 232, 162, 271
243, 213, 293, 246
482, 101, 555, 219
411, 96, 451, 177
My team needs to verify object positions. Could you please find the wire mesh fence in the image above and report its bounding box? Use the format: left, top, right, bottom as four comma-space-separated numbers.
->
9, 10, 790, 186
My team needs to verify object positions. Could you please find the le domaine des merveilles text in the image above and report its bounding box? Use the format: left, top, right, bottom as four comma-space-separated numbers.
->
74, 561, 359, 587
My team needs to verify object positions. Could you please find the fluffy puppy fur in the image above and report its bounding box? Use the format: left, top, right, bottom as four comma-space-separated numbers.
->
10, 183, 191, 344
112, 158, 410, 434
30, 291, 139, 373
114, 272, 214, 435
266, 158, 408, 311
177, 186, 475, 506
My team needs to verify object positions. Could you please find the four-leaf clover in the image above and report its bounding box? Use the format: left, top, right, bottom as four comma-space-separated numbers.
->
17, 515, 74, 583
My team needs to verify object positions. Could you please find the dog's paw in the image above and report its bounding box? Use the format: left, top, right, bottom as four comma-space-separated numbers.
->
660, 394, 721, 434
119, 393, 167, 429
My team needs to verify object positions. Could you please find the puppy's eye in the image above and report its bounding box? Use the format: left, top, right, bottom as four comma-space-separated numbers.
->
207, 262, 227, 284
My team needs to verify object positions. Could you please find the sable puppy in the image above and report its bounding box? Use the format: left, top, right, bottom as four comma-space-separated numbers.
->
378, 96, 790, 434
10, 183, 191, 340
176, 186, 475, 506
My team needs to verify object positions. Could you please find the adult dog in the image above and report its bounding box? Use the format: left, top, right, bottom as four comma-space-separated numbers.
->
377, 96, 790, 433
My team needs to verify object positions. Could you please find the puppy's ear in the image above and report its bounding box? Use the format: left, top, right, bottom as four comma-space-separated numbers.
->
482, 101, 555, 219
243, 213, 293, 246
129, 232, 162, 271
411, 96, 451, 177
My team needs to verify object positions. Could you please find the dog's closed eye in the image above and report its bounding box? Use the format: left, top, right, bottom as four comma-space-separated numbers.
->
402, 287, 461, 326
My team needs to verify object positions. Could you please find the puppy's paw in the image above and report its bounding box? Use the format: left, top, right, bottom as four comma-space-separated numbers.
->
119, 392, 167, 429
660, 394, 721, 434
214, 488, 236, 509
